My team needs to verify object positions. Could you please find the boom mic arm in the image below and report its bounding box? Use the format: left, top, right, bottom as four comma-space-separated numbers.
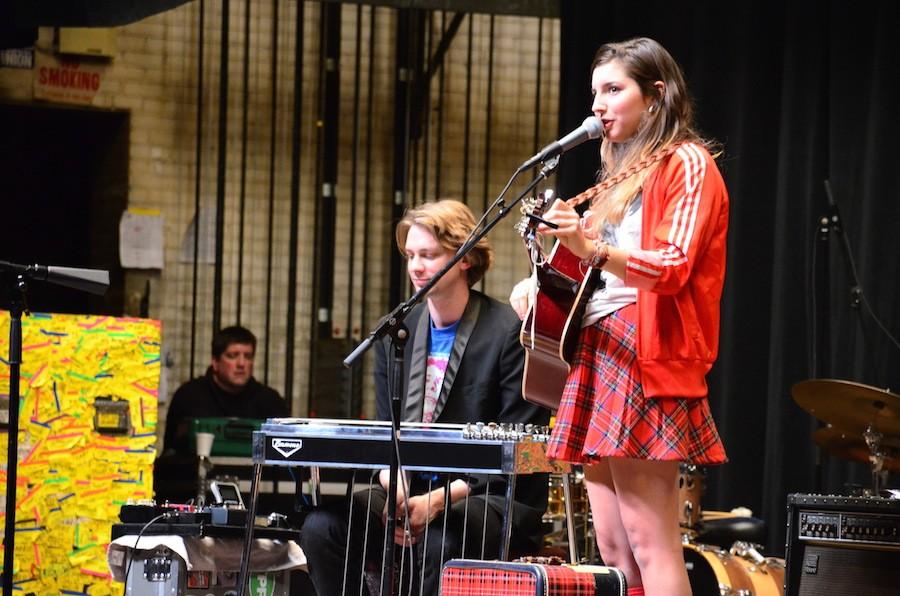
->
0, 260, 109, 296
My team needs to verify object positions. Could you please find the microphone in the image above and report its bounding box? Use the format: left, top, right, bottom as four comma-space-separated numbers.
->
823, 179, 843, 233
0, 260, 110, 295
517, 115, 602, 173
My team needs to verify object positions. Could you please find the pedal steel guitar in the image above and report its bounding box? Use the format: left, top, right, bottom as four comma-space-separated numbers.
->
236, 418, 569, 595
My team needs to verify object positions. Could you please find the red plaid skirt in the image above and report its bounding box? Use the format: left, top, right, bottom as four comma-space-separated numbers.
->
547, 306, 727, 465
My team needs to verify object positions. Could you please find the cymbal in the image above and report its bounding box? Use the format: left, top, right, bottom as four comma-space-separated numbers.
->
792, 379, 900, 436
812, 425, 900, 472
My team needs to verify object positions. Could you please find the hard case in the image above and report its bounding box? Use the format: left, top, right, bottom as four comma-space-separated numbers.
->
440, 558, 626, 596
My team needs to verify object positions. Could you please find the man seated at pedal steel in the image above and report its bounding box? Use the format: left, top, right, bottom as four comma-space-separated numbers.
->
300, 200, 550, 595
162, 325, 289, 454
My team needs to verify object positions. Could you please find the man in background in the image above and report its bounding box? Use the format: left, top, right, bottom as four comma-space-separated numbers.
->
300, 200, 549, 595
162, 325, 289, 454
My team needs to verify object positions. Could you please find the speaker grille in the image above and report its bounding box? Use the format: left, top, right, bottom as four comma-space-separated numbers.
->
796, 545, 900, 596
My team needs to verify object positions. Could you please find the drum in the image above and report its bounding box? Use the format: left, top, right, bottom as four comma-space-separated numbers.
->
683, 542, 754, 596
729, 555, 784, 595
678, 464, 705, 528
729, 541, 786, 596
694, 512, 767, 550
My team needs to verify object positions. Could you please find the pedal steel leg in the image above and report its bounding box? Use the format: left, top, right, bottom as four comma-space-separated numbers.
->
501, 473, 516, 560
236, 462, 262, 596
309, 466, 321, 507
562, 472, 578, 563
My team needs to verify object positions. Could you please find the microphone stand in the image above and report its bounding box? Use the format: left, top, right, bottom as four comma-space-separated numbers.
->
340, 157, 559, 596
822, 181, 862, 315
2, 275, 26, 596
820, 181, 897, 496
0, 262, 108, 596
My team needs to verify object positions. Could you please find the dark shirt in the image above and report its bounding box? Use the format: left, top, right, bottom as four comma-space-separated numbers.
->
162, 367, 288, 454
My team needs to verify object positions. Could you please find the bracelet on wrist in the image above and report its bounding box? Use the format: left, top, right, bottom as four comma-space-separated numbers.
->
580, 239, 609, 269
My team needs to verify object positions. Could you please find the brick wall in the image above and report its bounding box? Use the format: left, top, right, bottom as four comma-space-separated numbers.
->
0, 1, 560, 435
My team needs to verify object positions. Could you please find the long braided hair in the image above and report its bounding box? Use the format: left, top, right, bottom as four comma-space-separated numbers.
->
586, 37, 715, 228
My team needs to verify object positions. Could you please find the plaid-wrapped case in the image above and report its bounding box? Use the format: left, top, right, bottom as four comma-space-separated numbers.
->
440, 558, 626, 595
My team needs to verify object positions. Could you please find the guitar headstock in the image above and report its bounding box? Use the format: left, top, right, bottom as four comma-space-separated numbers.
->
514, 189, 555, 239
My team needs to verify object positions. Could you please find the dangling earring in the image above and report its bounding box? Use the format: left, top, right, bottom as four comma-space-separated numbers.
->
648, 103, 658, 114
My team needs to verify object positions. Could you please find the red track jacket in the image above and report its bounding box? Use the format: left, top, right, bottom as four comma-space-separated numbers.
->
624, 142, 729, 399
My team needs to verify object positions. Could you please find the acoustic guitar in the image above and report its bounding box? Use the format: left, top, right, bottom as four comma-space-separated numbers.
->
515, 192, 603, 410
514, 143, 686, 409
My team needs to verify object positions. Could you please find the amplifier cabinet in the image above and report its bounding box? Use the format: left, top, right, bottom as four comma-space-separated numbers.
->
785, 493, 900, 596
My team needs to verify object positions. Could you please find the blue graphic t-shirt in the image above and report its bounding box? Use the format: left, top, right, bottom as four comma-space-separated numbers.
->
422, 319, 461, 423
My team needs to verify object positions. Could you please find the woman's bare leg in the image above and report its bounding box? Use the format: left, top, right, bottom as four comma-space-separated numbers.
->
583, 460, 642, 586
608, 458, 689, 596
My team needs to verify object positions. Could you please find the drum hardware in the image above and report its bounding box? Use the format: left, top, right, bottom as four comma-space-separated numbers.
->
689, 512, 767, 552
815, 424, 900, 494
729, 540, 784, 573
678, 463, 706, 529
676, 460, 768, 550
675, 465, 768, 550
794, 379, 900, 494
729, 541, 786, 596
544, 470, 588, 519
681, 509, 746, 548
812, 423, 900, 467
683, 539, 785, 596
542, 469, 596, 563
682, 541, 753, 596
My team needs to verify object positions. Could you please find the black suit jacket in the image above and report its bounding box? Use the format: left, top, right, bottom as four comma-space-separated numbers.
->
374, 290, 550, 552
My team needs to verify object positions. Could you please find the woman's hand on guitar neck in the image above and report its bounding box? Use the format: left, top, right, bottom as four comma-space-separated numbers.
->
536, 199, 594, 260
509, 276, 535, 320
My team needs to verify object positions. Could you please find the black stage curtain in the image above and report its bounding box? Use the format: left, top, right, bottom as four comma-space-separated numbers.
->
558, 0, 900, 554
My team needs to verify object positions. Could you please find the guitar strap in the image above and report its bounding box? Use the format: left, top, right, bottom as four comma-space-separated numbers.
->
564, 141, 687, 210
522, 141, 686, 269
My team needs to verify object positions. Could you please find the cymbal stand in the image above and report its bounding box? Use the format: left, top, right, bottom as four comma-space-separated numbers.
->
863, 424, 889, 495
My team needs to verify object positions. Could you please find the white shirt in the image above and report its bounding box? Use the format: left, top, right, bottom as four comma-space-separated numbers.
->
582, 196, 641, 327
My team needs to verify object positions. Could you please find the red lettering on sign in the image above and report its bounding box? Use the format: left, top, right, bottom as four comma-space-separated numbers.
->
38, 66, 101, 90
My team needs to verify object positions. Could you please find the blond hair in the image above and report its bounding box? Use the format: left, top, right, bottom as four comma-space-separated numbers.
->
395, 199, 493, 287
